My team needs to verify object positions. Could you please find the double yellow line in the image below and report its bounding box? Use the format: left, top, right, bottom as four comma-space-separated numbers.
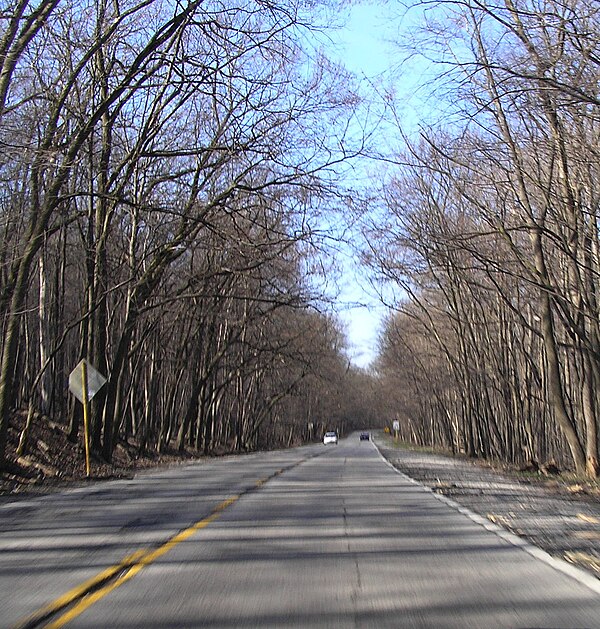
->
15, 493, 244, 628
15, 454, 318, 628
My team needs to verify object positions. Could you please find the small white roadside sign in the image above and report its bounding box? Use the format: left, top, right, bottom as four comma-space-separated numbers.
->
68, 359, 106, 403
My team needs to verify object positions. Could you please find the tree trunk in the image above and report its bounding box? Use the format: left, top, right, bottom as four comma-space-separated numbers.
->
537, 270, 586, 473
583, 350, 600, 477
0, 237, 39, 467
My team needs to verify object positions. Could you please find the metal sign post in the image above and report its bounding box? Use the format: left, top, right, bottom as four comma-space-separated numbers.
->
81, 360, 90, 476
69, 359, 106, 477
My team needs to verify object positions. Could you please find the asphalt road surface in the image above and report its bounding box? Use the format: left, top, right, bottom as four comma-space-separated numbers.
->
2, 436, 600, 628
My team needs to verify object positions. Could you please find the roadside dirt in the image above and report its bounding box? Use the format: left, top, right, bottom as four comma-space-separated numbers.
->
375, 436, 600, 582
0, 410, 205, 499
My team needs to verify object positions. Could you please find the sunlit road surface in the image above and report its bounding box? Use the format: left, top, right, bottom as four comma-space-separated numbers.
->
3, 438, 600, 628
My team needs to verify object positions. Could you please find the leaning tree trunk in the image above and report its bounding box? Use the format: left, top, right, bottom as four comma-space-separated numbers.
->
0, 235, 42, 467
583, 349, 600, 477
534, 229, 586, 474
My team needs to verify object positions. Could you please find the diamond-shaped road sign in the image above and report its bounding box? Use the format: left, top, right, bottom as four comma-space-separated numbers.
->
68, 359, 107, 403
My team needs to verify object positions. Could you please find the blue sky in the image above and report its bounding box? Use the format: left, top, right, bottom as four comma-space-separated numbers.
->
325, 2, 399, 369
332, 3, 396, 78
323, 2, 438, 369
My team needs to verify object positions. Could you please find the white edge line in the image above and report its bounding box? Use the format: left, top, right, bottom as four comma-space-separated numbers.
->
373, 440, 600, 596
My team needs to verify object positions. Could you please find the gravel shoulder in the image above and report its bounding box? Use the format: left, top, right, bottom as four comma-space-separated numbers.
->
374, 434, 600, 582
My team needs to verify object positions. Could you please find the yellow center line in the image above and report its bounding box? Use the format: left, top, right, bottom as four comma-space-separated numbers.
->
12, 550, 147, 629
15, 496, 240, 629
17, 462, 300, 629
46, 497, 241, 627
577, 513, 600, 524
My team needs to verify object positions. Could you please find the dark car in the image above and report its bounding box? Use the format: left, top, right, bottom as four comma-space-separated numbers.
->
359, 432, 370, 441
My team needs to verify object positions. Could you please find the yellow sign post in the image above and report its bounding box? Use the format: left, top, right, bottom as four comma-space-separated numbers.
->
81, 360, 91, 477
68, 359, 106, 478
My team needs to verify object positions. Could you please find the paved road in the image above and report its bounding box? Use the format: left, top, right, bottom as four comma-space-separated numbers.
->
2, 436, 600, 627
375, 435, 600, 579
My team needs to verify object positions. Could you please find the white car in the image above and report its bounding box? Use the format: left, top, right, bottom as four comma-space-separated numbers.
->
323, 431, 338, 445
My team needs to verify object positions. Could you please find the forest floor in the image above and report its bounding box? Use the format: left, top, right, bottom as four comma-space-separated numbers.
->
0, 410, 207, 498
375, 434, 600, 582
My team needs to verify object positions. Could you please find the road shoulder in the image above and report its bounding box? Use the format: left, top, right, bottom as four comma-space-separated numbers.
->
374, 436, 600, 582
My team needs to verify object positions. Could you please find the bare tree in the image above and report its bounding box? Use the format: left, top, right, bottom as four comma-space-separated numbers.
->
365, 0, 600, 475
0, 0, 368, 468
